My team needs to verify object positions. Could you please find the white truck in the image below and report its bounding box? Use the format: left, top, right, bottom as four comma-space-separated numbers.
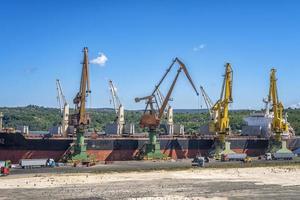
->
273, 153, 295, 160
265, 153, 295, 160
19, 159, 55, 169
221, 153, 248, 162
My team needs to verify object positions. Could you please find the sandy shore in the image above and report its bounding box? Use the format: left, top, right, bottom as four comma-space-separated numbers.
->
1, 166, 300, 199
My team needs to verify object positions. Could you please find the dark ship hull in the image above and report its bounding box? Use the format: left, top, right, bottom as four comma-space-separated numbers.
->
0, 132, 299, 163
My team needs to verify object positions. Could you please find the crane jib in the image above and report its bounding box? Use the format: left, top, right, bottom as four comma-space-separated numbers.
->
135, 57, 200, 128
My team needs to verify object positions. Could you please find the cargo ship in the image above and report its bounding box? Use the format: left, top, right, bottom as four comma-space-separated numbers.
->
1, 131, 300, 163
1, 48, 299, 163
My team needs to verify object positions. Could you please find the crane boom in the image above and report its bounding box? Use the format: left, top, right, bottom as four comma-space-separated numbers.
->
56, 79, 67, 113
200, 86, 213, 117
157, 58, 199, 120
136, 57, 199, 129
156, 88, 169, 116
109, 80, 121, 114
56, 80, 62, 113
108, 80, 125, 133
158, 68, 181, 119
175, 58, 199, 96
134, 57, 199, 160
143, 58, 199, 113
72, 47, 91, 126
56, 79, 69, 136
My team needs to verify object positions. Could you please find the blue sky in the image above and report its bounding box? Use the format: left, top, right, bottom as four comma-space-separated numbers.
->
0, 0, 300, 110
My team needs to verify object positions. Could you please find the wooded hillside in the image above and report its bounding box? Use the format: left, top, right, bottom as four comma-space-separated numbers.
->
1, 105, 299, 135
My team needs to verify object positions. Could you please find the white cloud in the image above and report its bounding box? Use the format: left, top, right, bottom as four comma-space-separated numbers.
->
90, 53, 108, 66
193, 44, 206, 52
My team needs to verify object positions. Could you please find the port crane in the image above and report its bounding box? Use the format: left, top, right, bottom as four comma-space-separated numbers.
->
200, 86, 214, 118
135, 57, 199, 159
267, 68, 292, 154
68, 47, 91, 162
56, 79, 69, 136
108, 80, 125, 135
209, 63, 233, 136
268, 68, 289, 138
208, 63, 234, 158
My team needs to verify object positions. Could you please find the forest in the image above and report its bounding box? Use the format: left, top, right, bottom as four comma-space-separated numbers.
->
1, 105, 300, 135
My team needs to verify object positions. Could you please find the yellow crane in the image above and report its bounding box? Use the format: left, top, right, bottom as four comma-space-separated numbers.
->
268, 68, 289, 141
267, 68, 293, 154
209, 63, 234, 158
267, 68, 292, 153
209, 63, 233, 139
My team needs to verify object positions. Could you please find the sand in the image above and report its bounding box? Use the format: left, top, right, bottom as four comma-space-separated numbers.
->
0, 166, 300, 199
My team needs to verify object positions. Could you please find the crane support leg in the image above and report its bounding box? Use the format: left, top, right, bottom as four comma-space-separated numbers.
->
144, 130, 167, 160
268, 137, 292, 154
210, 135, 235, 160
70, 127, 89, 162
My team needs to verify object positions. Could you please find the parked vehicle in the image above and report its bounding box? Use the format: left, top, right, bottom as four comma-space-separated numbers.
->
264, 153, 272, 160
265, 152, 295, 160
192, 156, 205, 167
221, 153, 247, 162
19, 159, 55, 169
0, 160, 11, 176
46, 158, 56, 167
272, 153, 295, 160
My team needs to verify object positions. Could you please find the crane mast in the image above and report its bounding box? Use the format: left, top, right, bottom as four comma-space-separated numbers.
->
68, 47, 91, 162
56, 79, 69, 136
209, 63, 233, 137
207, 63, 234, 159
268, 68, 288, 141
109, 80, 125, 134
72, 47, 91, 126
135, 57, 198, 159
